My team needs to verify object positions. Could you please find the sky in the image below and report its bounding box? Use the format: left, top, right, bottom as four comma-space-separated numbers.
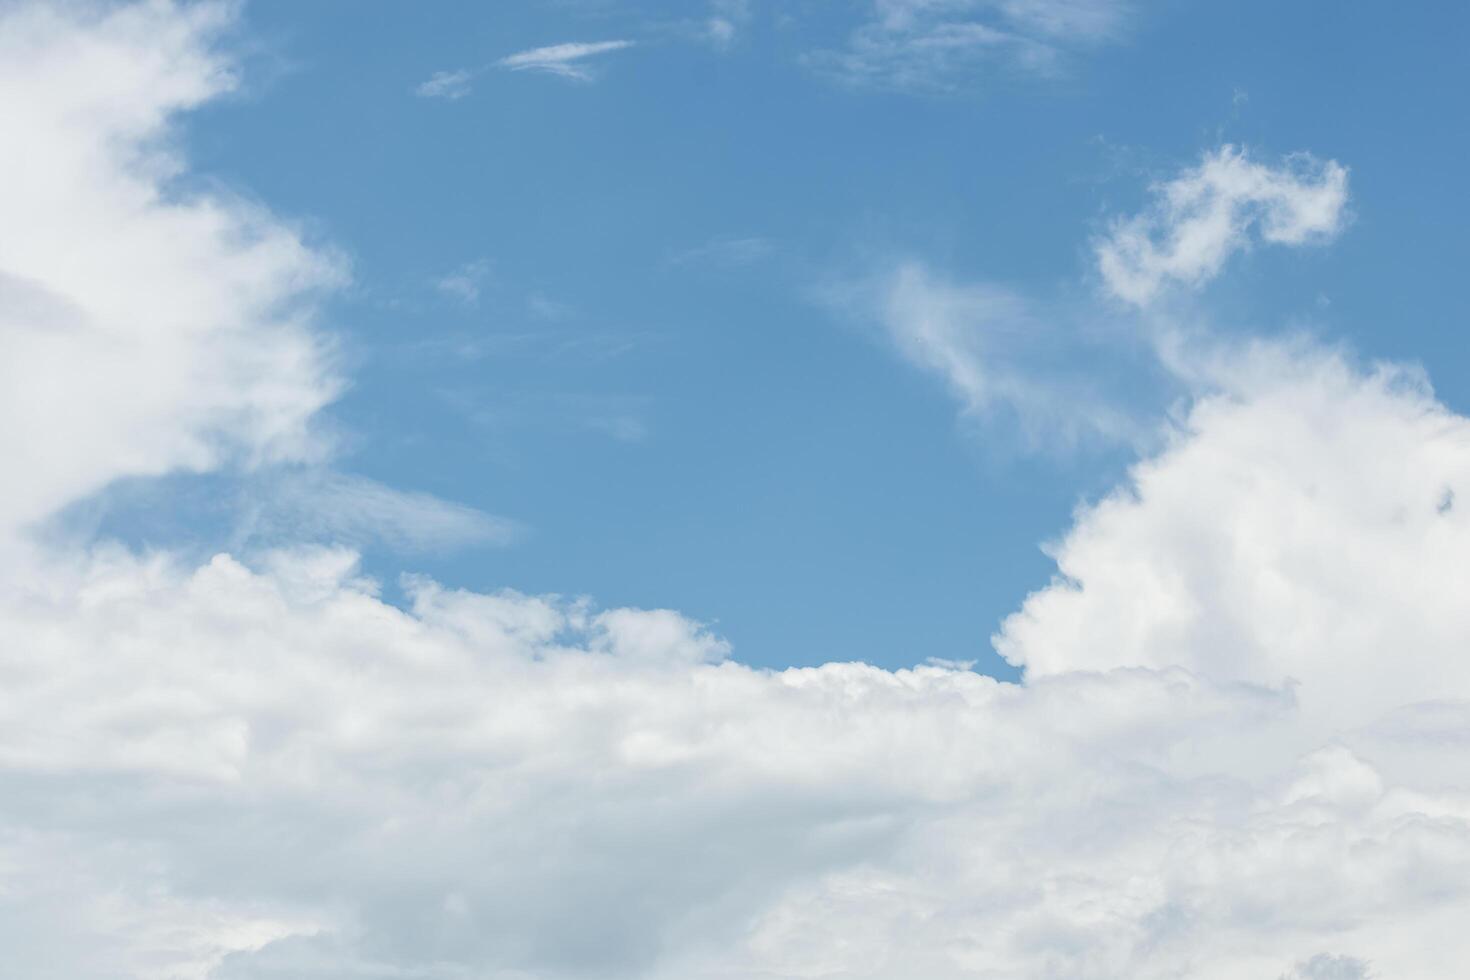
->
2, 1, 1470, 978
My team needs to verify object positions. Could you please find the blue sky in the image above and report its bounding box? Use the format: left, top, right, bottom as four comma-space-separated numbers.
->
6, 2, 1470, 977
110, 0, 1465, 674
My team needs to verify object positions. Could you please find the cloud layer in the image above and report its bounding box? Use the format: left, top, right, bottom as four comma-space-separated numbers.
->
2, 4, 1468, 980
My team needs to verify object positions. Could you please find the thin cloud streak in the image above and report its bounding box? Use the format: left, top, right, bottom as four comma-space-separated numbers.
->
498, 40, 635, 81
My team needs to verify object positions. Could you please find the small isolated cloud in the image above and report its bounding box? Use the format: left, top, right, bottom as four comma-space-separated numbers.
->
498, 40, 635, 81
704, 0, 751, 47
415, 67, 476, 100
436, 258, 493, 306
1096, 144, 1350, 306
806, 0, 1133, 92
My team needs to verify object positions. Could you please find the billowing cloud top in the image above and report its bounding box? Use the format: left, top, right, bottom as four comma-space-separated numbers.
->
1, 4, 1468, 980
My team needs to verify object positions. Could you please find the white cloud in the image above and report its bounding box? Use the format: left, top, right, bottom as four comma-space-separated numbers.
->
6, 4, 1470, 980
1096, 145, 1350, 306
807, 0, 1133, 92
0, 0, 342, 545
5, 465, 1470, 978
415, 67, 476, 100
996, 344, 1470, 738
498, 40, 635, 82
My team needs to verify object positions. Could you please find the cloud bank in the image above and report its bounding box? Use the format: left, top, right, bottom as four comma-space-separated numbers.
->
2, 4, 1468, 980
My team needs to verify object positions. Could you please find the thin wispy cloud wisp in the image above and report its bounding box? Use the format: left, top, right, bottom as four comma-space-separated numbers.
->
498, 39, 635, 81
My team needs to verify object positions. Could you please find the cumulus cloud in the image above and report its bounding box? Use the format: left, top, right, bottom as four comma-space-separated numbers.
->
807, 0, 1133, 92
1096, 145, 1350, 306
5, 4, 1470, 980
0, 0, 342, 545
498, 40, 635, 81
996, 344, 1470, 738
6, 410, 1470, 978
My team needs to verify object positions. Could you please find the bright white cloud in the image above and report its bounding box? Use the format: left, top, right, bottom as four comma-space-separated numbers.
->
415, 67, 476, 100
498, 40, 635, 81
1096, 145, 1350, 306
5, 4, 1470, 980
808, 0, 1133, 92
6, 395, 1470, 978
995, 343, 1470, 737
0, 0, 342, 545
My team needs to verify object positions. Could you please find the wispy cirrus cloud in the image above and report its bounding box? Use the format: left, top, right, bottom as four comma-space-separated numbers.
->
435, 258, 493, 306
414, 67, 476, 100
256, 470, 520, 553
853, 262, 1141, 449
414, 39, 634, 99
807, 0, 1133, 92
498, 39, 635, 81
668, 234, 774, 269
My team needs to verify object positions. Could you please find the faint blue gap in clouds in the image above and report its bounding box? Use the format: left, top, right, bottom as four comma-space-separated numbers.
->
806, 0, 1134, 93
498, 40, 635, 81
36, 468, 520, 560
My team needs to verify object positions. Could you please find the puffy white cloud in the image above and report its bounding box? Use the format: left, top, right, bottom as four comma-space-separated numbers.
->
2, 508, 1468, 978
995, 345, 1470, 735
1096, 145, 1350, 306
0, 0, 342, 544
4, 4, 1470, 980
